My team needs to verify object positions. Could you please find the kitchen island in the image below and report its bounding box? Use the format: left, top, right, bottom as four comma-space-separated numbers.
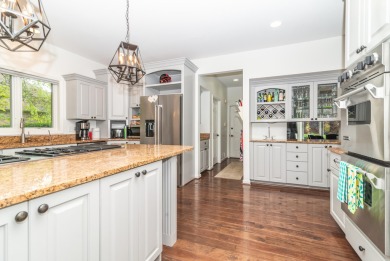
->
0, 144, 192, 261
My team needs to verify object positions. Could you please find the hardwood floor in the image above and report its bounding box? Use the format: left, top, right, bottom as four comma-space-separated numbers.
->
162, 159, 359, 261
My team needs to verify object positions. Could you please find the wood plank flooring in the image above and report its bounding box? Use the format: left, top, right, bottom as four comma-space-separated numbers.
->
162, 159, 360, 261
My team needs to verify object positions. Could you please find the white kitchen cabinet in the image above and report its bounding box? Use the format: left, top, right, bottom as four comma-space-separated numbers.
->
330, 169, 345, 231
250, 71, 341, 122
64, 74, 107, 121
100, 169, 138, 261
100, 161, 162, 261
199, 140, 210, 173
29, 180, 100, 261
251, 142, 286, 183
138, 162, 162, 261
0, 202, 28, 261
345, 0, 390, 67
308, 144, 331, 187
108, 77, 129, 120
129, 82, 143, 107
107, 140, 140, 145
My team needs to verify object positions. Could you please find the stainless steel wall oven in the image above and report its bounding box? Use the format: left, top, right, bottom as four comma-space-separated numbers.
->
336, 42, 390, 257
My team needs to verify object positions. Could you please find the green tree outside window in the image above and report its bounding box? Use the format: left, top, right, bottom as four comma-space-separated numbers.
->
22, 78, 52, 128
0, 73, 11, 127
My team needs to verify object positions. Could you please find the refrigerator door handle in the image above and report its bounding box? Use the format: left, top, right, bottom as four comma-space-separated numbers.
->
154, 105, 158, 145
157, 105, 163, 145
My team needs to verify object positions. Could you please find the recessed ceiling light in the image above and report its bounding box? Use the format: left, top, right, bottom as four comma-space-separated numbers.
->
270, 20, 282, 28
233, 79, 239, 82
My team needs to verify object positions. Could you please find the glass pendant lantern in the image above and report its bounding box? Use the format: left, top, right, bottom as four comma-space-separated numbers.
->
108, 0, 145, 85
0, 0, 50, 51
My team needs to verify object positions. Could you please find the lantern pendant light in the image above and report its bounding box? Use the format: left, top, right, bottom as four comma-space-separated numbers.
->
0, 0, 50, 51
108, 0, 145, 85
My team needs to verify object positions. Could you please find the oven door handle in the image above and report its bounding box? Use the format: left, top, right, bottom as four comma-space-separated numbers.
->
362, 171, 385, 190
334, 83, 384, 104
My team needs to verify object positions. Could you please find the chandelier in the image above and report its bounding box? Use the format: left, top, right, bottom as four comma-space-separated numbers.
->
0, 0, 50, 52
108, 0, 145, 85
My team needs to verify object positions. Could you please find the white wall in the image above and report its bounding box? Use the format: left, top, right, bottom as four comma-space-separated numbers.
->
0, 42, 106, 135
199, 87, 211, 133
192, 36, 344, 184
227, 86, 242, 106
199, 76, 228, 162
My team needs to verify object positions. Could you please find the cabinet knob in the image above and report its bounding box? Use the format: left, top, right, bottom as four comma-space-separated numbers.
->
135, 172, 141, 177
315, 118, 317, 120
37, 204, 49, 214
296, 165, 299, 168
358, 246, 365, 252
296, 177, 299, 180
15, 211, 28, 223
296, 146, 299, 149
296, 155, 299, 158
325, 146, 328, 148
270, 144, 273, 147
142, 170, 147, 175
327, 169, 331, 172
329, 146, 332, 148
311, 118, 313, 120
267, 144, 269, 146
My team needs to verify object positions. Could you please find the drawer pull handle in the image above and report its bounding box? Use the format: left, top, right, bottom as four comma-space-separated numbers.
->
296, 165, 299, 168
296, 155, 299, 158
296, 177, 299, 180
38, 204, 49, 214
334, 158, 340, 164
15, 211, 28, 223
135, 172, 141, 177
358, 246, 365, 252
142, 170, 147, 175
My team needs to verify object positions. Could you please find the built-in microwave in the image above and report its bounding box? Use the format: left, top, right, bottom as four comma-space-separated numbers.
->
347, 101, 371, 125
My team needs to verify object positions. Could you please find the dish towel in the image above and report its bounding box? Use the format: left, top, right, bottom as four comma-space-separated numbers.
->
337, 161, 348, 203
356, 171, 364, 210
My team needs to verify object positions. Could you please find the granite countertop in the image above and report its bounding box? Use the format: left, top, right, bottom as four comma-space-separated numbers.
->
200, 133, 210, 141
0, 144, 192, 209
0, 137, 140, 150
250, 139, 341, 145
328, 147, 347, 155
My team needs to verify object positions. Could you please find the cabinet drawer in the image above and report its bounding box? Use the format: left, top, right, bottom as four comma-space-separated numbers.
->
287, 152, 308, 162
286, 171, 308, 185
329, 153, 340, 171
200, 140, 209, 150
345, 218, 385, 261
287, 161, 308, 172
287, 143, 308, 153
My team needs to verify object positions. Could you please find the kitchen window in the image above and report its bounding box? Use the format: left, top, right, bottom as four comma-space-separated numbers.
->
0, 69, 59, 135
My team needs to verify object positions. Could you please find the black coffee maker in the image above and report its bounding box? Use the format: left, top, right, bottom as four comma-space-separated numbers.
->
76, 120, 90, 140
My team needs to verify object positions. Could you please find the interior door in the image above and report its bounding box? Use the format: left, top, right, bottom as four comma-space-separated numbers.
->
212, 99, 220, 165
229, 106, 242, 158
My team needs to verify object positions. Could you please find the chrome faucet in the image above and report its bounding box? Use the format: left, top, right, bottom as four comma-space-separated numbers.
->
20, 118, 27, 143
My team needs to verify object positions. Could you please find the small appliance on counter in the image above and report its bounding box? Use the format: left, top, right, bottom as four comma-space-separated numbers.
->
76, 120, 90, 140
110, 120, 126, 138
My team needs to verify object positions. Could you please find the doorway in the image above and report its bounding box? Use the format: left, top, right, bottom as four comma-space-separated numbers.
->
212, 98, 221, 165
229, 105, 242, 158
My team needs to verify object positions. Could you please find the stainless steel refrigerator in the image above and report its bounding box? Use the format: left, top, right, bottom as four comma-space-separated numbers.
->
140, 94, 183, 185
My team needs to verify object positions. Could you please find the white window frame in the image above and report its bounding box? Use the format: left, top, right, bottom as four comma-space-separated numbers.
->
0, 68, 59, 135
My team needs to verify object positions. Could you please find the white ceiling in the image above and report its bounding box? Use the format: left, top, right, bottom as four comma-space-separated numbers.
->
43, 0, 344, 65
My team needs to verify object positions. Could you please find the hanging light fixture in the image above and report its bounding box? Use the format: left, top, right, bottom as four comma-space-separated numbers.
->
108, 0, 145, 85
0, 0, 50, 52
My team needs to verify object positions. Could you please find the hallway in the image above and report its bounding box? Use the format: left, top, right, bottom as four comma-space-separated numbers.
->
162, 159, 359, 261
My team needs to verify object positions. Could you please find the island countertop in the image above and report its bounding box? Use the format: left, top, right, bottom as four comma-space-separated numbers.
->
0, 144, 192, 209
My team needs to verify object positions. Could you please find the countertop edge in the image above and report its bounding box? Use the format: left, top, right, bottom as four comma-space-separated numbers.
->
0, 146, 192, 209
250, 140, 341, 145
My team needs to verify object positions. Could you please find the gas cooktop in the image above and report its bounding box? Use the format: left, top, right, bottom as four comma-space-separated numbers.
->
0, 155, 31, 165
15, 144, 122, 157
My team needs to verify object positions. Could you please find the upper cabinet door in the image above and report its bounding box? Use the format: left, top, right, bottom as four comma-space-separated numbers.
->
314, 80, 339, 121
78, 81, 92, 119
93, 84, 106, 120
290, 82, 313, 121
365, 0, 390, 50
109, 77, 129, 120
345, 0, 366, 67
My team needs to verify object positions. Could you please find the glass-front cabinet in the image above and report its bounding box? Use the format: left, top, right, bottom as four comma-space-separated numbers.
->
251, 85, 288, 122
314, 81, 339, 120
290, 83, 313, 121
